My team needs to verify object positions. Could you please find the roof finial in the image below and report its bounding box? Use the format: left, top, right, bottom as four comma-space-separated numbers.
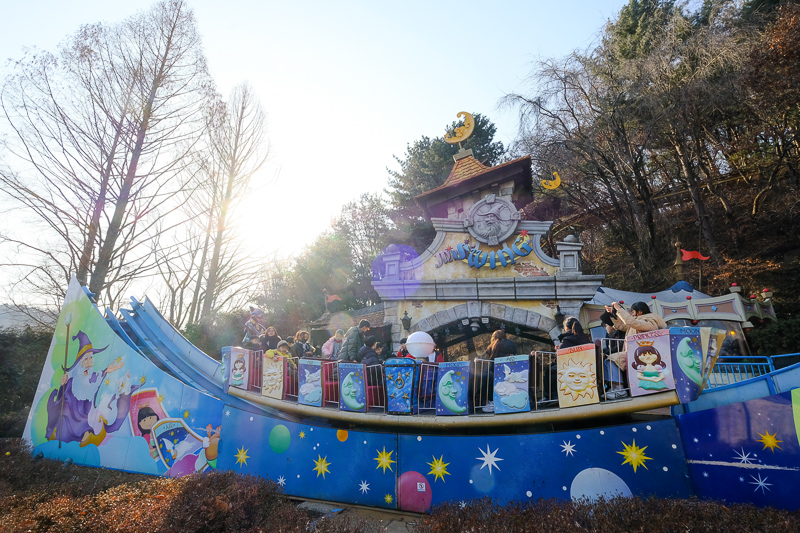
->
444, 111, 475, 152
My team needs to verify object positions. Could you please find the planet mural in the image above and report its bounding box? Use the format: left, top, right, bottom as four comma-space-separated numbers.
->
570, 468, 632, 502
268, 424, 291, 454
397, 470, 433, 512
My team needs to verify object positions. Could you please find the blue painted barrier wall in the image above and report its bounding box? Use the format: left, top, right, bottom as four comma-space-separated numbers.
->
23, 277, 800, 512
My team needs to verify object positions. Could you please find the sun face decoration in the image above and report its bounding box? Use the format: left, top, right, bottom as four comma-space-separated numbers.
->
558, 359, 597, 400
262, 360, 283, 394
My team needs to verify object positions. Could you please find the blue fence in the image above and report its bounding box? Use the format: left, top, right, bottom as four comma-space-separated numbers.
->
704, 352, 800, 390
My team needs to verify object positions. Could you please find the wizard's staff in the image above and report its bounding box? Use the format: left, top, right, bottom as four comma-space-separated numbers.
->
58, 313, 72, 448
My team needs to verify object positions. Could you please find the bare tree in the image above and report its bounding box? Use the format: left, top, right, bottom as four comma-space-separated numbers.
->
0, 0, 211, 310
194, 83, 270, 323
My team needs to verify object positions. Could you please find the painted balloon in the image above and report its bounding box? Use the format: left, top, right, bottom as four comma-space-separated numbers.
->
341, 372, 364, 410
437, 370, 466, 414
676, 338, 703, 385
397, 470, 432, 512
268, 424, 291, 454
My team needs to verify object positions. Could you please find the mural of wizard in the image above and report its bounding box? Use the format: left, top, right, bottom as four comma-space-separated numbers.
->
45, 331, 138, 447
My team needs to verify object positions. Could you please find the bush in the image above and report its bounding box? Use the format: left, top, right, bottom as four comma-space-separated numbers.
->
747, 316, 800, 357
419, 496, 800, 533
0, 327, 55, 437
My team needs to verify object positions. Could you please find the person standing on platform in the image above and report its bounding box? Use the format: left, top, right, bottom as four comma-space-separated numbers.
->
341, 320, 370, 361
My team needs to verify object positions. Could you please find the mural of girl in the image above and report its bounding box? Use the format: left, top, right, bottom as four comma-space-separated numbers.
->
631, 341, 667, 391
231, 357, 246, 387
137, 406, 160, 459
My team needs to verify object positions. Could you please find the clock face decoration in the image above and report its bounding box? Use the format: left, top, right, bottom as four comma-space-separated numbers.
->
464, 194, 520, 246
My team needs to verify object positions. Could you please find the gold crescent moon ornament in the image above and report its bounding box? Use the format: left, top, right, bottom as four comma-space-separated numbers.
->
444, 112, 475, 145
542, 171, 562, 190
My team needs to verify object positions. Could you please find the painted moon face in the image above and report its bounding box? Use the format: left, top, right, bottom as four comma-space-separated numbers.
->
677, 338, 703, 385
437, 370, 466, 413
341, 372, 364, 410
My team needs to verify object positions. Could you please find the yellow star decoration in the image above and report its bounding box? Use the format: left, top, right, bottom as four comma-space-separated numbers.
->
299, 431, 306, 439
313, 455, 332, 479
384, 494, 393, 504
427, 455, 450, 483
183, 411, 190, 419
617, 440, 652, 473
116, 357, 122, 363
157, 394, 164, 403
235, 447, 249, 467
757, 431, 783, 452
375, 447, 396, 474
140, 376, 147, 384
104, 378, 110, 386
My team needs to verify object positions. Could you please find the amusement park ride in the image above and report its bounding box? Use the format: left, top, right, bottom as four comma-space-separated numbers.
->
24, 113, 800, 513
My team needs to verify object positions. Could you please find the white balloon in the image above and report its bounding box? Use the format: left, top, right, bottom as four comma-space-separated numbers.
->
406, 331, 435, 358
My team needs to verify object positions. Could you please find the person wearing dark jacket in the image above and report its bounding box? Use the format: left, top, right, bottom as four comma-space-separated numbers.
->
557, 317, 593, 349
358, 336, 380, 366
341, 320, 370, 362
541, 317, 591, 404
484, 330, 517, 359
259, 326, 282, 351
290, 330, 315, 359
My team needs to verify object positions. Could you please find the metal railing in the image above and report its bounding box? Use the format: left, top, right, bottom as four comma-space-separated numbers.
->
472, 358, 494, 413
365, 364, 386, 412
597, 338, 630, 401
249, 350, 263, 392
705, 356, 774, 388
284, 356, 299, 399
322, 360, 339, 407
243, 345, 800, 415
416, 361, 438, 414
530, 351, 558, 409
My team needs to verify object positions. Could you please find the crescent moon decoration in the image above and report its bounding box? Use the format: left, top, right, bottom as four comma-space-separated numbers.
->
437, 370, 466, 413
444, 112, 475, 145
542, 171, 562, 190
341, 373, 364, 410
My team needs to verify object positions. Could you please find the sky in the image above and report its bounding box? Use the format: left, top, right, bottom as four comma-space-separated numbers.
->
0, 0, 628, 302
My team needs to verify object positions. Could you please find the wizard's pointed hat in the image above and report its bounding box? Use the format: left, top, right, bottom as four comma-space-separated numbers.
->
65, 331, 108, 371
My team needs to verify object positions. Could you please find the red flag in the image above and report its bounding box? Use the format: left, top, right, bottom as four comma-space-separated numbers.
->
681, 249, 710, 261
326, 294, 342, 303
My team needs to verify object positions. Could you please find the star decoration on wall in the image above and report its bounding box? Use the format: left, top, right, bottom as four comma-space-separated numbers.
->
617, 440, 651, 472
749, 472, 772, 494
428, 455, 450, 483
476, 445, 503, 475
733, 447, 753, 464
375, 447, 396, 473
299, 431, 306, 439
140, 376, 147, 384
359, 480, 370, 494
235, 446, 249, 467
183, 410, 190, 419
384, 494, 393, 504
756, 431, 782, 452
313, 455, 331, 479
560, 441, 576, 457
277, 476, 286, 487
